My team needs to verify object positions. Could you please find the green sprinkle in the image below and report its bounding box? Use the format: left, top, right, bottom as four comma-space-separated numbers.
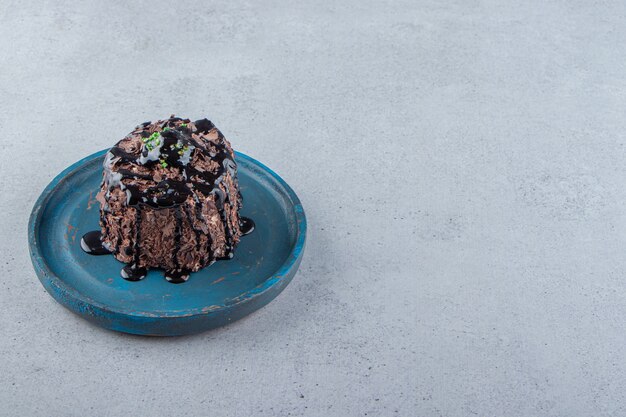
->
181, 123, 187, 127
142, 132, 162, 152
163, 127, 170, 132
160, 160, 168, 168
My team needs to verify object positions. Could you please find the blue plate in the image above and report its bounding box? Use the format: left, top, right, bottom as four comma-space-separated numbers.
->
28, 150, 306, 336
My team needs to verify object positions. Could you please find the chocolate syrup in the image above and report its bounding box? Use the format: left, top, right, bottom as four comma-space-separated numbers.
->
193, 118, 215, 133
239, 217, 255, 235
81, 117, 255, 283
80, 231, 112, 255
121, 265, 147, 281
164, 269, 191, 284
172, 206, 183, 273
132, 208, 142, 270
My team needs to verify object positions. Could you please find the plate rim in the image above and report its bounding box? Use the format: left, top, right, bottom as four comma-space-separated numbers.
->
28, 149, 306, 319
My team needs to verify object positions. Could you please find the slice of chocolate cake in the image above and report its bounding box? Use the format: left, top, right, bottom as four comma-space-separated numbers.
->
85, 116, 250, 283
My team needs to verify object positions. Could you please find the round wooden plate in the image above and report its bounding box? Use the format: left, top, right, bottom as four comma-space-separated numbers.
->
28, 150, 306, 336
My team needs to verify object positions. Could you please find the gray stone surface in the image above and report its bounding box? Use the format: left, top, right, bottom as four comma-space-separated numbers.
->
1, 0, 625, 415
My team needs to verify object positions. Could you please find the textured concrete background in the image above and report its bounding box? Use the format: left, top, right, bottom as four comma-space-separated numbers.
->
1, 0, 625, 416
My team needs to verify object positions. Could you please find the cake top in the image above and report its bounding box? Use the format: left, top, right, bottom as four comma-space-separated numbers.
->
102, 115, 237, 210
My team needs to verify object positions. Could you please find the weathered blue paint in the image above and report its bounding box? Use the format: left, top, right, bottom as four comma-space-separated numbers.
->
28, 150, 306, 336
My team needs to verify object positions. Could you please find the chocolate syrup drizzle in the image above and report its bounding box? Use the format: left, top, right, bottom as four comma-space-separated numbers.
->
239, 217, 255, 235
80, 117, 255, 283
80, 231, 111, 255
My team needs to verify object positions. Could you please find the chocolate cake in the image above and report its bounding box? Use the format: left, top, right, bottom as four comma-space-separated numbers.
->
81, 116, 254, 283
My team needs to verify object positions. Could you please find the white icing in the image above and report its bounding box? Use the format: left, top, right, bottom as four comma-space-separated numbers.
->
103, 151, 124, 190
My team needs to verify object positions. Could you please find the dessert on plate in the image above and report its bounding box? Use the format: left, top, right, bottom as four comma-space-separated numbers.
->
81, 115, 254, 283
